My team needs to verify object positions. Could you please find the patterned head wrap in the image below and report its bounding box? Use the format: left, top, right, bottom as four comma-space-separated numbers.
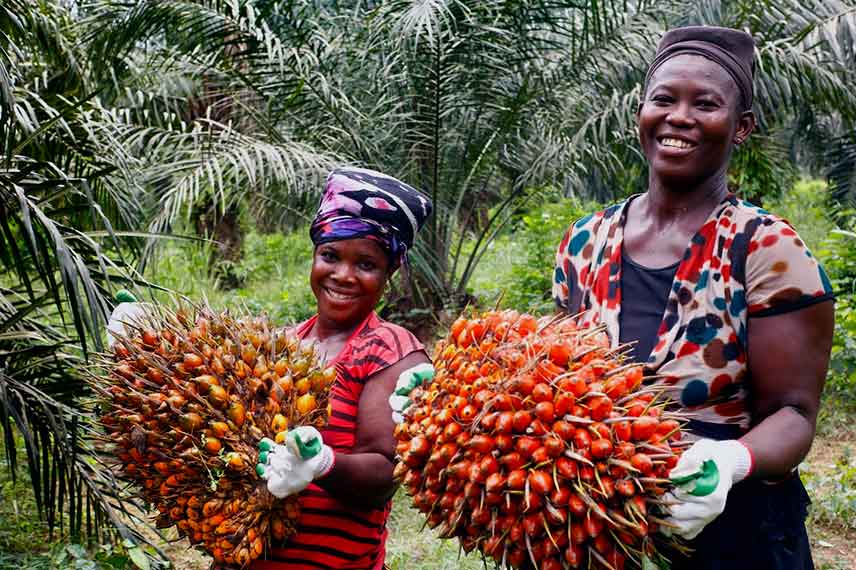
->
309, 168, 433, 269
644, 26, 756, 110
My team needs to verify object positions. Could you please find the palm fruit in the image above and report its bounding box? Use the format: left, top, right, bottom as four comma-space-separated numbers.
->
92, 304, 335, 568
394, 310, 688, 570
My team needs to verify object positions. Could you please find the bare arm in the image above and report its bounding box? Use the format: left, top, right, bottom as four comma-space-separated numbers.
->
315, 350, 430, 509
740, 301, 834, 478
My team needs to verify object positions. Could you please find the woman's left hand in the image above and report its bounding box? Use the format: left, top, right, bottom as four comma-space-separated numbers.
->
256, 427, 335, 498
662, 438, 753, 539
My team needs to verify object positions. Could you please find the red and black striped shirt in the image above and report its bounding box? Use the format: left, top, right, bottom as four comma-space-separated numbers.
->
252, 312, 423, 570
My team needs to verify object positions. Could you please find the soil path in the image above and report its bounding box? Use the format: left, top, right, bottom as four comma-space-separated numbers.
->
805, 435, 856, 570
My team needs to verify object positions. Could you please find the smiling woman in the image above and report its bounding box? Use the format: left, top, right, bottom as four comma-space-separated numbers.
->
553, 26, 833, 570
247, 168, 434, 570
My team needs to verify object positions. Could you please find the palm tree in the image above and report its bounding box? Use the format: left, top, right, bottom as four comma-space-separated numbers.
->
82, 0, 856, 325
80, 0, 343, 282
1, 0, 158, 553
78, 1, 665, 318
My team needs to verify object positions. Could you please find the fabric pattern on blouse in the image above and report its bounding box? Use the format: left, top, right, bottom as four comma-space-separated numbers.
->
552, 194, 833, 431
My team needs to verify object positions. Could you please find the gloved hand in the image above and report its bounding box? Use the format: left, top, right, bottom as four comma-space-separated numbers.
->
106, 290, 148, 347
256, 426, 335, 498
388, 363, 434, 424
662, 438, 754, 539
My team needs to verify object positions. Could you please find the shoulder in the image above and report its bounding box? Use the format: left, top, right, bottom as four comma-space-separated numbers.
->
342, 313, 425, 381
723, 200, 834, 315
716, 197, 814, 261
557, 200, 627, 257
725, 197, 796, 233
723, 198, 814, 255
355, 314, 423, 353
573, 200, 626, 232
291, 315, 317, 338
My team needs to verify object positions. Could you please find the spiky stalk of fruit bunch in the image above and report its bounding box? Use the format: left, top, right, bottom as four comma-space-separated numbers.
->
393, 310, 690, 570
89, 304, 335, 568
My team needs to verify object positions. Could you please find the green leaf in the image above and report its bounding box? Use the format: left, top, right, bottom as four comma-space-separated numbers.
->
127, 546, 151, 570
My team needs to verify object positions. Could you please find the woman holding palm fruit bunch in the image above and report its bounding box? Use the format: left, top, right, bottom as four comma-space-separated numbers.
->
553, 26, 834, 569
109, 168, 435, 570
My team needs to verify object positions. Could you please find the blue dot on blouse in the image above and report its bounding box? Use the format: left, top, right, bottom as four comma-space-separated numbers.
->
682, 379, 709, 406
686, 317, 717, 345
607, 281, 619, 299
695, 270, 709, 291
723, 342, 740, 360
819, 266, 832, 293
705, 314, 723, 328
574, 214, 593, 228
569, 230, 590, 256
730, 290, 747, 316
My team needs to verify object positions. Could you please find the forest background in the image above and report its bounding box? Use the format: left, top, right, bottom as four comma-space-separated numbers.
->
1, 1, 855, 569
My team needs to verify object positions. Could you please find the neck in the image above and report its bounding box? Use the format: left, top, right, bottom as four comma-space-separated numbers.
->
313, 311, 372, 341
645, 169, 729, 219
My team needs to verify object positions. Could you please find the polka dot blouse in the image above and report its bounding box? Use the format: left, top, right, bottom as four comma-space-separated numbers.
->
552, 194, 834, 433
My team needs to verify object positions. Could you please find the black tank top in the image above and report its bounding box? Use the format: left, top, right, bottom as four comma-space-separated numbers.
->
618, 250, 679, 363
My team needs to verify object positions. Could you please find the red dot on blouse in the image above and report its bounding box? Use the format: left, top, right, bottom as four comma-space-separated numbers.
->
761, 234, 779, 247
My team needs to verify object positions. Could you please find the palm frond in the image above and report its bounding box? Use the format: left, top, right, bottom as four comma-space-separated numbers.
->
1, 0, 157, 549
829, 133, 856, 204
0, 156, 156, 551
91, 119, 342, 236
754, 37, 856, 126
83, 0, 258, 75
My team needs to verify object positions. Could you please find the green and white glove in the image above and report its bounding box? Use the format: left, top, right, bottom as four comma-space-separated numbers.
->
256, 426, 335, 499
106, 290, 148, 347
662, 438, 754, 539
388, 363, 434, 424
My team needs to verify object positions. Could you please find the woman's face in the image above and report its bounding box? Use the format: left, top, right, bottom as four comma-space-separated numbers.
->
638, 54, 755, 187
310, 238, 390, 328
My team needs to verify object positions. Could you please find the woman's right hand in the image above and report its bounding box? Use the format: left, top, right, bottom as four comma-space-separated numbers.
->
256, 428, 335, 498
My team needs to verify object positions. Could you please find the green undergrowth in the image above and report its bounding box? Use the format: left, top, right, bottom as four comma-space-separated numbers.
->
386, 488, 484, 570
0, 442, 138, 570
802, 444, 856, 533
0, 437, 163, 570
144, 229, 316, 325
465, 193, 598, 315
0, 468, 53, 567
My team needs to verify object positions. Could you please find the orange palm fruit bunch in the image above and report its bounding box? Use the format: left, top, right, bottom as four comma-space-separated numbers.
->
394, 310, 688, 570
91, 304, 335, 568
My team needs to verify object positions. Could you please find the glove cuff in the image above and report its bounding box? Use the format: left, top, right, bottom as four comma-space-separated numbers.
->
316, 446, 336, 479
726, 439, 754, 483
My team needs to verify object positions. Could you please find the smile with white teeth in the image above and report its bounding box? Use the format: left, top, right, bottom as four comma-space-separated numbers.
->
325, 288, 358, 301
660, 137, 694, 149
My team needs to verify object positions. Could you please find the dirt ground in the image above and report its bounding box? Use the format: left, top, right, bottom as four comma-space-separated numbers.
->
805, 435, 856, 570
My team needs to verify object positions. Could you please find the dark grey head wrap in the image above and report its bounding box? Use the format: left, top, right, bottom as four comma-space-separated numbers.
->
644, 26, 756, 110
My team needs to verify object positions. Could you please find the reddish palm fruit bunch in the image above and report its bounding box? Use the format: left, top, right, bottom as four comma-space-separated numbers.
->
393, 310, 685, 570
91, 305, 335, 568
